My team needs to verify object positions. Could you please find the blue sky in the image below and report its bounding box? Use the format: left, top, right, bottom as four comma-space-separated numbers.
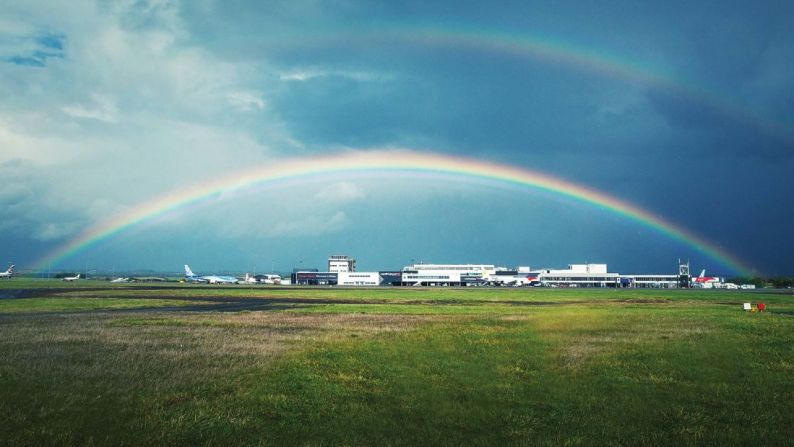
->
1, 0, 792, 275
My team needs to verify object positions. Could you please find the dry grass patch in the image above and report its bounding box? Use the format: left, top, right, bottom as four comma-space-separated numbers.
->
0, 311, 445, 445
558, 324, 714, 370
498, 314, 537, 321
530, 309, 719, 371
560, 342, 604, 369
0, 311, 436, 402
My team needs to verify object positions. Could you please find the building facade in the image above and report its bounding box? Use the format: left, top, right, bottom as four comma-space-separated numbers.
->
536, 264, 620, 287
291, 271, 338, 285
291, 257, 691, 288
328, 255, 356, 273
621, 274, 680, 288
401, 263, 497, 286
338, 272, 379, 286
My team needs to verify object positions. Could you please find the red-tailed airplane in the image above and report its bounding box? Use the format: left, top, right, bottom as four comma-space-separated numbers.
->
693, 269, 720, 285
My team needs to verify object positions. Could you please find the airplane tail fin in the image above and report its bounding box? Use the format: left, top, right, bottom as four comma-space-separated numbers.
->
185, 265, 195, 277
7, 265, 14, 274
698, 269, 705, 278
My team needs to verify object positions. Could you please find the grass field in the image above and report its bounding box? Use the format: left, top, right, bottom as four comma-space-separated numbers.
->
1, 282, 792, 445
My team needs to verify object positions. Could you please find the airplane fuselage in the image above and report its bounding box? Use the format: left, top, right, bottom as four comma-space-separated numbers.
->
184, 265, 238, 284
202, 275, 238, 284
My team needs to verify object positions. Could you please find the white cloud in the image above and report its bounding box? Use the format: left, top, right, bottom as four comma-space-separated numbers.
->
0, 18, 34, 36
313, 181, 365, 202
226, 90, 266, 111
61, 94, 118, 123
0, 118, 91, 164
33, 222, 81, 241
279, 68, 388, 82
0, 0, 300, 246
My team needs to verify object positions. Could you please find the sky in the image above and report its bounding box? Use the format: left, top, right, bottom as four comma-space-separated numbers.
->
1, 0, 793, 276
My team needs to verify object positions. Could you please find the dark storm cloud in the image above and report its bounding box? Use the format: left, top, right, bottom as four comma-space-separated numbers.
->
218, 1, 793, 162
0, 160, 86, 265
640, 5, 794, 158
270, 47, 651, 161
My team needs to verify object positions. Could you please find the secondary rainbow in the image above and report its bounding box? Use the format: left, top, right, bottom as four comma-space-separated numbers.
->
36, 149, 753, 274
289, 23, 791, 144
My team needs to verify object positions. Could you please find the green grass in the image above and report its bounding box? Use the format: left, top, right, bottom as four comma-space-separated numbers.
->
0, 278, 178, 289
0, 297, 207, 313
245, 306, 794, 446
0, 285, 792, 445
37, 283, 794, 304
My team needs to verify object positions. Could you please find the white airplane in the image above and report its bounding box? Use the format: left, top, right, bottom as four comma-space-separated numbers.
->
508, 275, 541, 287
241, 273, 258, 284
111, 277, 130, 283
0, 264, 14, 279
62, 273, 81, 282
241, 273, 281, 285
483, 272, 540, 287
260, 274, 281, 285
184, 265, 238, 284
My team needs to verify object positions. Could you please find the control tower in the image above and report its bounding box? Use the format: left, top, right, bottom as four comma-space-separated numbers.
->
678, 259, 691, 288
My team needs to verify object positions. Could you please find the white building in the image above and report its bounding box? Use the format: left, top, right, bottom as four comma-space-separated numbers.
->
537, 264, 620, 287
337, 272, 380, 286
328, 255, 356, 273
401, 263, 497, 286
536, 264, 681, 288
622, 274, 679, 288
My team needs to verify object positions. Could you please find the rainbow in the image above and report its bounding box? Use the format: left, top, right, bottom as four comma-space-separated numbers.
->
36, 149, 753, 274
286, 23, 791, 145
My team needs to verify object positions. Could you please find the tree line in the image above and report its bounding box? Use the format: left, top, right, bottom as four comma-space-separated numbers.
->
726, 276, 794, 288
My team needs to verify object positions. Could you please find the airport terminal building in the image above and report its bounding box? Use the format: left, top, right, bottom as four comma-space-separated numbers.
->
290, 270, 403, 286
400, 263, 497, 287
533, 264, 679, 288
400, 263, 679, 288
291, 257, 686, 288
535, 264, 618, 287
